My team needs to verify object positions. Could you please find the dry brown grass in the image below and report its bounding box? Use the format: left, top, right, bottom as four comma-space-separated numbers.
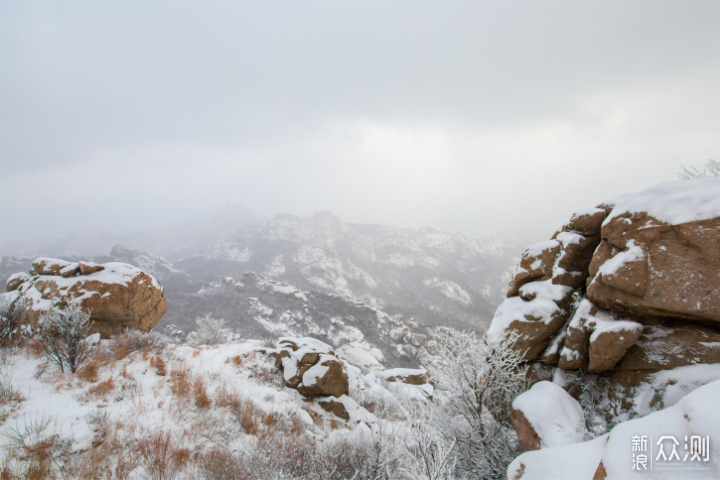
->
112, 345, 132, 362
135, 431, 190, 480
87, 378, 115, 400
77, 358, 101, 383
169, 367, 191, 398
237, 398, 260, 435
193, 378, 211, 408
150, 356, 166, 376
225, 355, 244, 367
261, 411, 276, 427
215, 385, 241, 409
21, 340, 45, 359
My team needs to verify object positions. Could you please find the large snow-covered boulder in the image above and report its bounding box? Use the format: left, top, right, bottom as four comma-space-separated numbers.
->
6, 257, 167, 337
269, 337, 349, 398
510, 381, 587, 452
506, 379, 720, 480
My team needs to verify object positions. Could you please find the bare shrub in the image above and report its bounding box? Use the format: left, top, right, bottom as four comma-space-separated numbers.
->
420, 327, 528, 479
678, 159, 720, 179
135, 431, 190, 480
34, 305, 94, 374
0, 361, 25, 405
0, 297, 24, 346
186, 314, 235, 347
113, 328, 170, 354
198, 448, 249, 480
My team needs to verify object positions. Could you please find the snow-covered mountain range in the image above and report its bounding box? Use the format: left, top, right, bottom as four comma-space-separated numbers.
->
1, 208, 526, 369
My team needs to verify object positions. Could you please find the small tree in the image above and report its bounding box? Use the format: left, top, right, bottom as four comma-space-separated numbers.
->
420, 327, 528, 479
36, 304, 94, 374
677, 159, 720, 179
0, 296, 25, 345
186, 314, 235, 347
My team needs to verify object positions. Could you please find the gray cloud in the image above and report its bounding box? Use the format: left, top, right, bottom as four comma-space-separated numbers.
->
1, 1, 718, 245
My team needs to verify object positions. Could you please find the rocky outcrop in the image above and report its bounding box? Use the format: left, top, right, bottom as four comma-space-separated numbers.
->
5, 257, 167, 338
487, 179, 720, 478
489, 179, 720, 376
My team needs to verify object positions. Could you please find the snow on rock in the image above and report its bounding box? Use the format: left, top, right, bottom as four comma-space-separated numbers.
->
558, 299, 644, 373
197, 276, 244, 295
200, 238, 252, 261
317, 395, 378, 423
604, 177, 720, 226
268, 337, 349, 398
377, 368, 430, 385
510, 381, 587, 452
7, 258, 167, 337
507, 378, 720, 480
422, 277, 472, 305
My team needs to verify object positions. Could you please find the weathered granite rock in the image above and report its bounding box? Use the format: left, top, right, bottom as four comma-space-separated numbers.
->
269, 337, 349, 398
587, 212, 720, 325
7, 258, 167, 338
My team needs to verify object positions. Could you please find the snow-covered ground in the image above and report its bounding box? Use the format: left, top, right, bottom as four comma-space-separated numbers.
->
0, 334, 432, 479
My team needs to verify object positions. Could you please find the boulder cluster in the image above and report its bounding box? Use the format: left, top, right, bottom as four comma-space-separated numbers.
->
487, 179, 720, 432
5, 257, 168, 337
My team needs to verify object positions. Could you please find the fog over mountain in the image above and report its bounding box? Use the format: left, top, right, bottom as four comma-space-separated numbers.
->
1, 206, 526, 368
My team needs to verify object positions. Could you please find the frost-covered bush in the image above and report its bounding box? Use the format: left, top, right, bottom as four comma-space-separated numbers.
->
34, 305, 95, 374
113, 328, 170, 353
419, 327, 528, 479
186, 314, 236, 347
677, 159, 720, 179
0, 296, 25, 345
398, 394, 457, 479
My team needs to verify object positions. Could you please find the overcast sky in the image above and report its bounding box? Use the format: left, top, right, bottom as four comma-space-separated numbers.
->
1, 0, 718, 246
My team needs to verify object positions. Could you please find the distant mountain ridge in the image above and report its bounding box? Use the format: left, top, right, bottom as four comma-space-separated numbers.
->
173, 210, 526, 331
1, 207, 526, 367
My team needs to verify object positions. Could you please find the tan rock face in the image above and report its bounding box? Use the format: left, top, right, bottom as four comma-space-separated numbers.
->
509, 408, 542, 452
380, 368, 430, 385
318, 398, 350, 420
272, 338, 350, 398
614, 321, 720, 371
11, 258, 167, 338
587, 213, 720, 325
558, 300, 643, 373
489, 179, 720, 445
5, 273, 31, 292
